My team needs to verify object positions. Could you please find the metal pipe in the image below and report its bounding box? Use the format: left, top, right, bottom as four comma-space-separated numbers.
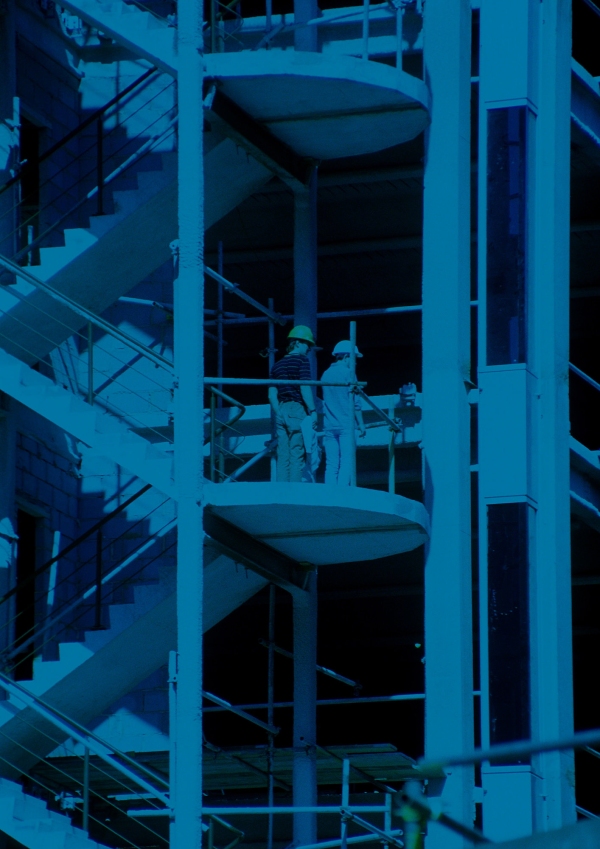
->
258, 639, 359, 688
419, 726, 600, 771
388, 399, 395, 495
202, 690, 280, 735
168, 651, 177, 849
340, 810, 404, 849
298, 832, 404, 849
87, 322, 94, 406
569, 362, 600, 394
0, 253, 174, 372
205, 378, 366, 387
202, 692, 431, 711
83, 746, 90, 832
0, 670, 171, 804
96, 117, 104, 215
210, 390, 216, 482
267, 584, 275, 849
356, 388, 401, 432
349, 321, 357, 486
205, 266, 286, 325
361, 0, 369, 58
341, 759, 350, 849
268, 298, 277, 482
223, 441, 276, 482
129, 806, 389, 819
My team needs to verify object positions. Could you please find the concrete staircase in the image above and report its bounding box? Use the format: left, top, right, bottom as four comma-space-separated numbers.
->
59, 0, 178, 77
0, 776, 109, 849
0, 545, 266, 778
0, 140, 270, 366
0, 347, 174, 497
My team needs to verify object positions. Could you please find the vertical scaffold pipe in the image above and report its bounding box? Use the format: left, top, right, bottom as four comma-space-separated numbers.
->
174, 0, 205, 843
293, 167, 318, 380
293, 574, 318, 846
349, 321, 357, 487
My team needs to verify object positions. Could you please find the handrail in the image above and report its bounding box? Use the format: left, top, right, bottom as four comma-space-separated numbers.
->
207, 386, 246, 441
355, 387, 401, 433
0, 67, 159, 198
4, 113, 177, 268
0, 669, 170, 803
2, 518, 176, 664
570, 361, 600, 394
0, 484, 151, 608
0, 252, 174, 372
204, 266, 286, 325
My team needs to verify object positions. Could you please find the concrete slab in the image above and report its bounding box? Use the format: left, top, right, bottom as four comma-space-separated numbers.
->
205, 50, 430, 158
204, 482, 429, 565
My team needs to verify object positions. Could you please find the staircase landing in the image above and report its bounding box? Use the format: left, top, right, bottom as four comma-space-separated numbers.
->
204, 482, 429, 565
206, 51, 430, 159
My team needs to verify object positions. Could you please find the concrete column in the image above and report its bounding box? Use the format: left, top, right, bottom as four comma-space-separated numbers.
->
173, 0, 205, 844
294, 168, 318, 375
0, 0, 17, 258
477, 0, 574, 839
293, 574, 318, 847
421, 0, 474, 847
0, 396, 17, 656
294, 0, 318, 52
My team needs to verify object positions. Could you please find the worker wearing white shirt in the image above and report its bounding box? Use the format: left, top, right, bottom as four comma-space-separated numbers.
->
321, 341, 366, 485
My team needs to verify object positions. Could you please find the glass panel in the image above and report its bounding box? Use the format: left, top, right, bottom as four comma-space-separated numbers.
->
487, 502, 530, 760
486, 106, 528, 366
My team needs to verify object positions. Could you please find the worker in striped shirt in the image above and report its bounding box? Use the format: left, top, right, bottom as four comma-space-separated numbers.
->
268, 325, 317, 482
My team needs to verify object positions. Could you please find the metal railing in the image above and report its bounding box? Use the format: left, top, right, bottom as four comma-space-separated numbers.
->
569, 362, 600, 451
0, 484, 175, 679
203, 0, 420, 65
0, 669, 170, 848
0, 69, 176, 268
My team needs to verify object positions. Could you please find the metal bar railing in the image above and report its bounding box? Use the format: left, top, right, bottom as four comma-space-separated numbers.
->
570, 361, 600, 394
0, 484, 151, 608
0, 669, 170, 802
0, 67, 159, 198
3, 114, 177, 270
0, 252, 173, 372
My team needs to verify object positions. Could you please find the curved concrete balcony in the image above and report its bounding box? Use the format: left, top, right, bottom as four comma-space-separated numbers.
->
204, 481, 429, 565
205, 49, 430, 159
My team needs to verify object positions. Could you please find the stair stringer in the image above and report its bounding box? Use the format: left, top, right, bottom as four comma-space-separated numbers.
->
0, 776, 109, 849
0, 140, 270, 366
0, 553, 267, 778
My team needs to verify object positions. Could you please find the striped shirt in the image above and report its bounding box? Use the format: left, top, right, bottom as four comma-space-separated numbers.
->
270, 354, 311, 404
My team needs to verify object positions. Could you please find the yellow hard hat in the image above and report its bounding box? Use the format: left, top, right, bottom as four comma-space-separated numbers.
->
287, 325, 316, 345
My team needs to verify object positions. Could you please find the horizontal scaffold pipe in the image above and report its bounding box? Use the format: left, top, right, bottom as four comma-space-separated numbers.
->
204, 378, 367, 387
129, 806, 389, 818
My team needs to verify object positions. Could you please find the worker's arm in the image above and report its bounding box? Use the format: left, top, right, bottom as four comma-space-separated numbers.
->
355, 406, 366, 438
300, 385, 318, 426
268, 386, 280, 417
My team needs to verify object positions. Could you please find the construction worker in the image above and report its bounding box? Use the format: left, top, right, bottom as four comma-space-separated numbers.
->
321, 340, 366, 485
268, 325, 317, 482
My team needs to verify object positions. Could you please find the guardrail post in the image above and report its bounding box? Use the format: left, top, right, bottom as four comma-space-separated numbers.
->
388, 400, 396, 495
349, 321, 357, 487
268, 300, 277, 482
210, 389, 216, 482
83, 746, 90, 832
96, 117, 104, 216
267, 583, 276, 849
396, 1, 403, 70
340, 758, 350, 849
87, 322, 94, 405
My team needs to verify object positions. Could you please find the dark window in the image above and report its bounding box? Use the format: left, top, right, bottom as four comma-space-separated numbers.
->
486, 106, 528, 366
14, 510, 38, 680
487, 502, 530, 760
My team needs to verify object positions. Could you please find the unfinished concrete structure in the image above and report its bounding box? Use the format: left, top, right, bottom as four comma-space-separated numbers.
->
1, 0, 600, 846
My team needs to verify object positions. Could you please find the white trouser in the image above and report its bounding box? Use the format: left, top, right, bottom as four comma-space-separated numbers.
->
323, 429, 354, 486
